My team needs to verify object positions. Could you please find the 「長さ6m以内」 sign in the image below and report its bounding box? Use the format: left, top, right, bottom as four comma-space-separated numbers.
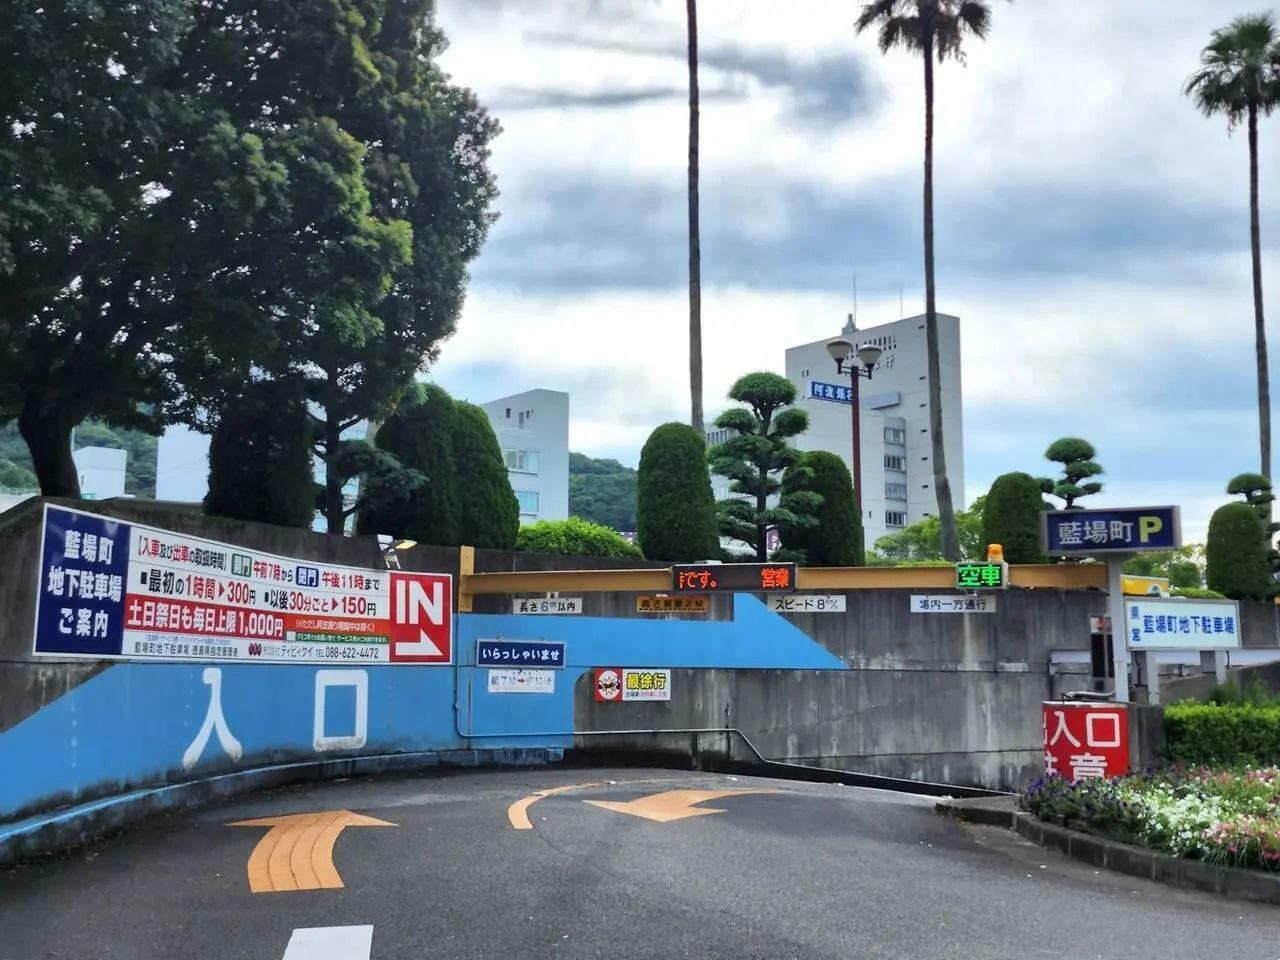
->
33, 504, 452, 664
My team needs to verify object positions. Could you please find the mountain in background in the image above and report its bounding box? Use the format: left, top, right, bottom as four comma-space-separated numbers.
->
569, 452, 636, 532
0, 420, 158, 497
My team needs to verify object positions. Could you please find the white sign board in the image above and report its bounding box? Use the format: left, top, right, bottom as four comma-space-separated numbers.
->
1125, 596, 1241, 650
513, 597, 582, 615
487, 668, 556, 694
910, 595, 997, 614
767, 595, 846, 614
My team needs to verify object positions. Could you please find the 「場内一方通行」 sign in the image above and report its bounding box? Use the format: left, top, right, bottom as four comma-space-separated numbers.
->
1125, 596, 1241, 650
513, 597, 582, 615
593, 667, 672, 702
766, 595, 846, 613
33, 504, 452, 664
910, 595, 997, 614
476, 639, 565, 668
954, 562, 1007, 590
1041, 506, 1180, 555
671, 563, 796, 594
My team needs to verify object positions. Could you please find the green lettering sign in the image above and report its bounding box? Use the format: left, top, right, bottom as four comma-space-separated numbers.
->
955, 562, 1006, 590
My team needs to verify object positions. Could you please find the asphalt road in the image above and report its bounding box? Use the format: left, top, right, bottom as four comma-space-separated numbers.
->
2, 767, 1278, 959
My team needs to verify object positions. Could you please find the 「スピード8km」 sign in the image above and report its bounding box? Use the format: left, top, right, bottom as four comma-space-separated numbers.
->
33, 504, 453, 664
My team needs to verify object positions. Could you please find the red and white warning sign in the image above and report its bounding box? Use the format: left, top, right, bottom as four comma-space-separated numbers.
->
593, 667, 672, 702
594, 667, 623, 702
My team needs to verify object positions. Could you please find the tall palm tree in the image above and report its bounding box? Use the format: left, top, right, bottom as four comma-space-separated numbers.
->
1186, 13, 1280, 484
855, 0, 995, 562
687, 0, 704, 439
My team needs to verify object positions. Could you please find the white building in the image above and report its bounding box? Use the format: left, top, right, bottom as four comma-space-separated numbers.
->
480, 389, 569, 524
784, 312, 964, 549
73, 446, 127, 500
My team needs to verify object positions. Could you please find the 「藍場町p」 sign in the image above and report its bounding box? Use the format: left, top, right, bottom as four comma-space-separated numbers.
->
33, 504, 452, 664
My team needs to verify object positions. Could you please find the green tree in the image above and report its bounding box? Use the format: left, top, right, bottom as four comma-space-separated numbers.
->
636, 422, 719, 562
517, 516, 643, 558
0, 419, 157, 497
980, 472, 1046, 563
707, 372, 819, 561
1123, 545, 1206, 590
686, 0, 704, 438
855, 0, 1000, 561
1186, 14, 1280, 482
1228, 472, 1280, 568
779, 451, 863, 566
1042, 437, 1103, 508
569, 453, 638, 530
1207, 502, 1275, 600
451, 401, 518, 550
870, 496, 985, 563
204, 380, 316, 528
359, 383, 458, 546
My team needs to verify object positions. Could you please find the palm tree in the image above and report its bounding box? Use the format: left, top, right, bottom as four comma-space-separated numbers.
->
855, 0, 995, 561
687, 0, 704, 439
1186, 13, 1280, 484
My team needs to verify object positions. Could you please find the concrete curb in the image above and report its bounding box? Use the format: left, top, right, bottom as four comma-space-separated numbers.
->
0, 747, 561, 868
937, 798, 1280, 906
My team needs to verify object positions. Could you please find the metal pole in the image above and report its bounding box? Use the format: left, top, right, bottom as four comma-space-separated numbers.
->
1107, 557, 1130, 702
850, 365, 862, 522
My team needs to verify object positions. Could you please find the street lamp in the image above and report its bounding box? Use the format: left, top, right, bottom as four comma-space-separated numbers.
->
826, 337, 883, 522
377, 534, 418, 570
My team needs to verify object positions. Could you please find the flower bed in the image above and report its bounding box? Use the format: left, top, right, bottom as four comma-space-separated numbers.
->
1021, 768, 1280, 871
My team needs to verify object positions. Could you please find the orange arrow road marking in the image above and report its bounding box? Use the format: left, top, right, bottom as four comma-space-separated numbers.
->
229, 810, 395, 893
507, 782, 604, 830
583, 789, 777, 823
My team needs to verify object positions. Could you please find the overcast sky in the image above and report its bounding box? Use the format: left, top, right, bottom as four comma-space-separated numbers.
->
430, 0, 1278, 543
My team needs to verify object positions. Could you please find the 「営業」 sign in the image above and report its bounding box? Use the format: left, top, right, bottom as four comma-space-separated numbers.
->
476, 638, 565, 668
33, 504, 452, 664
636, 595, 709, 614
910, 595, 997, 614
1042, 702, 1129, 779
955, 561, 1007, 590
671, 562, 796, 594
487, 668, 556, 694
1125, 596, 1241, 650
593, 667, 672, 702
766, 595, 846, 613
1042, 506, 1181, 555
513, 596, 582, 615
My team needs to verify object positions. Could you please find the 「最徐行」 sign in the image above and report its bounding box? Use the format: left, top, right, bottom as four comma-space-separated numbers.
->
593, 667, 672, 702
33, 504, 452, 664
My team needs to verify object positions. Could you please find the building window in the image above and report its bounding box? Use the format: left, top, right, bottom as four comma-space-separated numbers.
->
505, 407, 511, 418
884, 427, 906, 444
885, 511, 907, 528
884, 455, 905, 471
504, 449, 539, 474
515, 490, 540, 515
885, 483, 908, 501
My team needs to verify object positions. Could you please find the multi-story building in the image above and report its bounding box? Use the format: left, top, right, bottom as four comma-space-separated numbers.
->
479, 389, 569, 525
785, 312, 964, 549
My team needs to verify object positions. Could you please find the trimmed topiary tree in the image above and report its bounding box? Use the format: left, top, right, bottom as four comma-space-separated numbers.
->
516, 516, 643, 558
981, 472, 1047, 564
451, 401, 518, 549
779, 451, 862, 566
1041, 437, 1104, 508
1206, 501, 1274, 600
636, 422, 719, 561
205, 379, 315, 528
359, 383, 460, 545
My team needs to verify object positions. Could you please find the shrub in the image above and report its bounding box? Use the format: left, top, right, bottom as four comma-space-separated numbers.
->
980, 471, 1046, 563
636, 422, 719, 561
451, 401, 518, 549
1206, 501, 1273, 600
205, 379, 315, 528
517, 516, 643, 558
1164, 702, 1280, 766
360, 384, 459, 546
779, 451, 862, 566
1171, 586, 1226, 599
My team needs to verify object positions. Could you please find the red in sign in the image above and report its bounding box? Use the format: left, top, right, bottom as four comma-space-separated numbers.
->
1041, 702, 1129, 780
388, 572, 453, 663
594, 668, 623, 702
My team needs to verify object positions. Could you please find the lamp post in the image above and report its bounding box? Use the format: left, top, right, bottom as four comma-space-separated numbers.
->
825, 337, 884, 522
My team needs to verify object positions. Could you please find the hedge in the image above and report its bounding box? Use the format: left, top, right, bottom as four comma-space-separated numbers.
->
1164, 702, 1280, 767
1206, 501, 1273, 600
636, 422, 719, 561
981, 471, 1046, 563
779, 450, 862, 566
516, 516, 643, 558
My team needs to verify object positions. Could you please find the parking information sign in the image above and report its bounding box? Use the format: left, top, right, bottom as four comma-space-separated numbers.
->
1125, 596, 1241, 650
33, 504, 453, 664
1042, 506, 1180, 555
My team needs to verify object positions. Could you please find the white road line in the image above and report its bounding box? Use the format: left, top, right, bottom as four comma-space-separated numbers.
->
281, 925, 373, 960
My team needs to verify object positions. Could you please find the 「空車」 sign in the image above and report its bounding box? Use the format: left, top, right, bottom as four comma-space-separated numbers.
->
33, 504, 452, 664
1042, 702, 1129, 780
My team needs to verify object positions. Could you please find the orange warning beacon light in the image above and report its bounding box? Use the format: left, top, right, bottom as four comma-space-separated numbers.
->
986, 543, 1005, 563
